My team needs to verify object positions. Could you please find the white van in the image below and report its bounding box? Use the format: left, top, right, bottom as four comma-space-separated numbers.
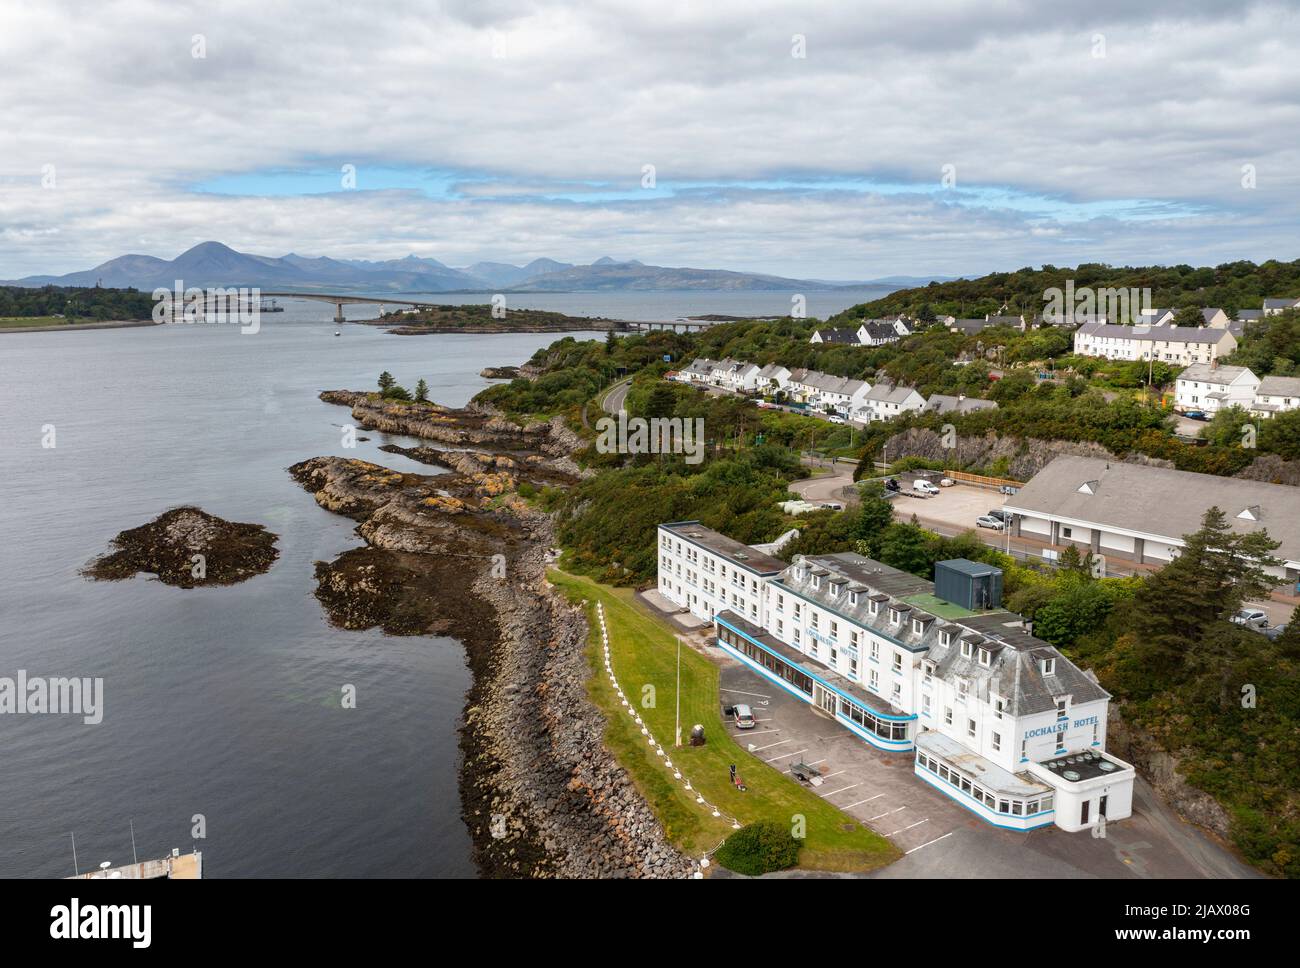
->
912, 479, 941, 496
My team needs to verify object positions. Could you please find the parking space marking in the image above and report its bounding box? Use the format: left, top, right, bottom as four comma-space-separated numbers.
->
868, 806, 906, 821
842, 794, 885, 809
885, 819, 929, 837
720, 688, 772, 700
905, 832, 954, 854
731, 728, 780, 737
819, 770, 846, 781
822, 782, 861, 797
765, 747, 806, 763
749, 738, 791, 752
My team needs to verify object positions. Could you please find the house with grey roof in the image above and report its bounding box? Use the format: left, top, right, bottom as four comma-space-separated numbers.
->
923, 393, 999, 416
1073, 322, 1236, 366
754, 363, 792, 393
1174, 363, 1259, 415
1251, 374, 1300, 419
1003, 455, 1300, 582
675, 357, 716, 383
1264, 297, 1300, 315
856, 320, 904, 346
809, 327, 862, 345
858, 382, 926, 422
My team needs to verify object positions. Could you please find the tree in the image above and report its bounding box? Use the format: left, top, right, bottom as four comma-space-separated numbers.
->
876, 519, 933, 576
644, 384, 678, 420
378, 371, 396, 392
1120, 507, 1282, 680
414, 378, 429, 403
605, 328, 617, 354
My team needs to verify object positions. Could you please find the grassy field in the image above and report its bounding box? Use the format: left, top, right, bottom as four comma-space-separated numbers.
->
549, 569, 900, 873
0, 316, 76, 329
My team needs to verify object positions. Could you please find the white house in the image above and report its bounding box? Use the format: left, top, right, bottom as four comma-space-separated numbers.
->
754, 363, 792, 394
1073, 322, 1236, 366
657, 529, 1136, 833
859, 383, 926, 422
709, 358, 761, 391
1251, 375, 1300, 419
1263, 298, 1300, 315
1174, 363, 1260, 415
676, 358, 716, 383
809, 327, 862, 345
1003, 455, 1300, 585
856, 319, 909, 345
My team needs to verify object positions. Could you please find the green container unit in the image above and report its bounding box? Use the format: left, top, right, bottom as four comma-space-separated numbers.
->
934, 559, 1003, 612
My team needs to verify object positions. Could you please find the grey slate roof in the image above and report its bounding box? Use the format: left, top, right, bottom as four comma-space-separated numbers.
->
1257, 375, 1300, 398
813, 327, 861, 345
1264, 298, 1300, 310
1177, 363, 1254, 385
924, 394, 999, 414
1076, 322, 1233, 345
865, 382, 922, 404
660, 520, 786, 575
1003, 455, 1300, 565
859, 321, 901, 342
777, 553, 1109, 716
1236, 309, 1265, 321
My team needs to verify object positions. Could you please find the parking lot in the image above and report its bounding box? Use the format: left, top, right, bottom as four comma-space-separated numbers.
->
888, 480, 1007, 535
712, 647, 1260, 878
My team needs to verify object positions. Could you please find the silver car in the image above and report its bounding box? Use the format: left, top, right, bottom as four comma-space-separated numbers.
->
975, 514, 1005, 530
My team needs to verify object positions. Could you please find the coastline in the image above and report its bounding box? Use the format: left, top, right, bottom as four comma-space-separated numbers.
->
0, 318, 161, 334
295, 391, 691, 878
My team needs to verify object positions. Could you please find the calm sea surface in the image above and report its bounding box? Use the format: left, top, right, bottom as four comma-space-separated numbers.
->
0, 289, 878, 878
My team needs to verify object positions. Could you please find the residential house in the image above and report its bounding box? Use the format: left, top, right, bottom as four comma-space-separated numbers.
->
754, 363, 792, 395
1251, 375, 1300, 419
1264, 298, 1300, 315
1174, 363, 1260, 415
923, 394, 999, 416
856, 320, 904, 346
676, 358, 716, 383
809, 327, 862, 345
1072, 322, 1236, 366
859, 382, 926, 422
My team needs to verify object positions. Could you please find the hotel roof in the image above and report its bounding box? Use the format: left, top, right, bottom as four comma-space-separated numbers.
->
1003, 455, 1300, 565
659, 521, 787, 575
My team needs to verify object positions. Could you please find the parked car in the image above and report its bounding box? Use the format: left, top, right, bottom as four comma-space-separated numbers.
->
912, 479, 941, 496
884, 477, 901, 492
1231, 608, 1269, 629
819, 502, 844, 511
730, 703, 756, 729
1184, 410, 1208, 421
827, 414, 846, 424
987, 509, 1009, 522
1263, 624, 1289, 641
976, 515, 1005, 530
939, 477, 955, 487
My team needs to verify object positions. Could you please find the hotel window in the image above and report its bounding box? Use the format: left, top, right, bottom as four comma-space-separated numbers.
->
830, 646, 838, 665
889, 608, 901, 625
869, 670, 879, 691
1042, 657, 1056, 676
793, 629, 801, 644
991, 732, 1001, 752
776, 595, 784, 613
940, 629, 952, 648
912, 618, 924, 635
1056, 697, 1068, 718
923, 662, 933, 684
922, 694, 931, 714
829, 584, 839, 598
812, 575, 820, 589
849, 591, 858, 606
892, 652, 903, 673
776, 619, 784, 636
809, 612, 819, 630
850, 630, 859, 649
960, 640, 972, 659
978, 649, 990, 667
994, 698, 1004, 720
849, 656, 858, 678
944, 706, 953, 726
868, 600, 879, 617
957, 681, 968, 700
1061, 527, 1072, 539
793, 603, 801, 620
829, 621, 838, 641
967, 718, 976, 739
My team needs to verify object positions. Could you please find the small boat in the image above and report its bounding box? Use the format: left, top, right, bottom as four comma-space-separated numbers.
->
334, 330, 341, 336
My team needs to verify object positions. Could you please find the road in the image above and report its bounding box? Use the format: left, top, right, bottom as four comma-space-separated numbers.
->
788, 457, 858, 505
601, 378, 631, 414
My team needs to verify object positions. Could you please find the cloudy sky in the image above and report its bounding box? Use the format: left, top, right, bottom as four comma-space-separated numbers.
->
2, 0, 1298, 279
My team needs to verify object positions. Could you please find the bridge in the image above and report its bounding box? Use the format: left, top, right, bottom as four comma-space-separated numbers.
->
258, 292, 445, 322
622, 319, 717, 333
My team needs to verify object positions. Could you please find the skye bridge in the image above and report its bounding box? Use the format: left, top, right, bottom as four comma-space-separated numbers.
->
257, 292, 717, 331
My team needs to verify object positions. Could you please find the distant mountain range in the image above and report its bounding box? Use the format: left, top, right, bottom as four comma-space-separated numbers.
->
5, 242, 917, 293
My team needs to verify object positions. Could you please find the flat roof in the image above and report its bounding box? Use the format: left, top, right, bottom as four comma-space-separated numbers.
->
916, 731, 1050, 797
659, 521, 786, 574
1037, 749, 1131, 784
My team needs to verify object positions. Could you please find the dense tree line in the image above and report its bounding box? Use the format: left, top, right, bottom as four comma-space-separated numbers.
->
0, 284, 154, 320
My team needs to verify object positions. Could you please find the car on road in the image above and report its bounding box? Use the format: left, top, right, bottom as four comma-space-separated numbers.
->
1231, 608, 1269, 629
827, 414, 846, 424
912, 479, 941, 496
976, 514, 1005, 530
1263, 624, 1289, 641
939, 477, 955, 487
1183, 410, 1208, 420
730, 703, 756, 729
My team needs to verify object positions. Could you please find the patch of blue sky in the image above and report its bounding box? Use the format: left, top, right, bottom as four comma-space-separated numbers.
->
192, 165, 1202, 223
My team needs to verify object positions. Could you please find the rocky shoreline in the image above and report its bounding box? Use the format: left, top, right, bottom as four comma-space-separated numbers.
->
292, 391, 691, 878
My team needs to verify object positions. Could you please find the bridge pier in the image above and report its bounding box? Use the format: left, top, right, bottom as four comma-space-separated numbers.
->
334, 302, 346, 323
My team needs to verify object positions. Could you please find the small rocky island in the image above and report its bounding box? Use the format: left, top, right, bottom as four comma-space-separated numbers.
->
84, 506, 279, 587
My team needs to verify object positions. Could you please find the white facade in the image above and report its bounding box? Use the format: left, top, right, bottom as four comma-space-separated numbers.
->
1174, 364, 1260, 414
859, 384, 926, 422
1073, 323, 1235, 366
1251, 375, 1300, 418
657, 527, 1136, 834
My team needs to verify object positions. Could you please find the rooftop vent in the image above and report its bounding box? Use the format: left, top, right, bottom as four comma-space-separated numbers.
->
1077, 480, 1100, 495
1237, 505, 1261, 521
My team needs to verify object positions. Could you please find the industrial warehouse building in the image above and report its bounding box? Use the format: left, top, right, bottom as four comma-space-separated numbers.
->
657, 521, 1135, 833
1003, 456, 1300, 585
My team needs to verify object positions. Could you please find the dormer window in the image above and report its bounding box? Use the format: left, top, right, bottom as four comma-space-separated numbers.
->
849, 591, 858, 606
912, 618, 924, 635
829, 584, 838, 598
1042, 657, 1056, 676
940, 629, 953, 648
812, 575, 821, 589
978, 648, 991, 667
1055, 696, 1069, 718
868, 601, 879, 617
960, 640, 973, 659
889, 608, 901, 626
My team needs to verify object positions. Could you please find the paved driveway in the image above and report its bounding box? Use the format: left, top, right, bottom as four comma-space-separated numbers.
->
714, 651, 1259, 878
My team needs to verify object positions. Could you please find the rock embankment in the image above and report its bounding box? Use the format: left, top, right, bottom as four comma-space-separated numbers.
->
83, 506, 278, 587
293, 394, 687, 878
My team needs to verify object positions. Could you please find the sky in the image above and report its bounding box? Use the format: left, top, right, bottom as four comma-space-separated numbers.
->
2, 0, 1299, 280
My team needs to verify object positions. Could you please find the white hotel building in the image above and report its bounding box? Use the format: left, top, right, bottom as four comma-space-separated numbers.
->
657, 521, 1135, 833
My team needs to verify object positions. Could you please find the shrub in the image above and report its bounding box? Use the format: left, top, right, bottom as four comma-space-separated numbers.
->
714, 821, 801, 875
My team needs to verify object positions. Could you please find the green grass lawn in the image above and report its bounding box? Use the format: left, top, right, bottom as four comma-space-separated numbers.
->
549, 569, 900, 873
0, 316, 78, 329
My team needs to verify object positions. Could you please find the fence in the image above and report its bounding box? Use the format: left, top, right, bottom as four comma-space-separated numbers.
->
943, 469, 1025, 490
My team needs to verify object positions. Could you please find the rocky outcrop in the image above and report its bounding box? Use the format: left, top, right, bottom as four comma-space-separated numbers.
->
292, 393, 687, 878
1106, 706, 1233, 840
83, 506, 278, 587
877, 427, 1174, 481
1234, 452, 1300, 487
